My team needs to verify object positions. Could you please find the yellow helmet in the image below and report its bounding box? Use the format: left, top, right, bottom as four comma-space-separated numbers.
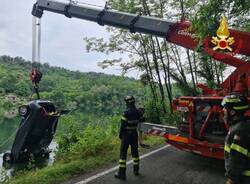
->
221, 94, 249, 112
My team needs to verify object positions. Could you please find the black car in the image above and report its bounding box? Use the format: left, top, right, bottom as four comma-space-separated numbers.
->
3, 100, 59, 164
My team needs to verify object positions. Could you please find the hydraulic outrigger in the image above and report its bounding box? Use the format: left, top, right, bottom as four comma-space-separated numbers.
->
32, 0, 250, 160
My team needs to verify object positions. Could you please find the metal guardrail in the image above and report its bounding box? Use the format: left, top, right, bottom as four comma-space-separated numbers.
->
139, 122, 178, 135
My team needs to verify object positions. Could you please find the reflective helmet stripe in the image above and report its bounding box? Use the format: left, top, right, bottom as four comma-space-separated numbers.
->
224, 98, 241, 103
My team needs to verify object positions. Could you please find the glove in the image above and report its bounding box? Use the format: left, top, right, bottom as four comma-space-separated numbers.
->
225, 178, 234, 184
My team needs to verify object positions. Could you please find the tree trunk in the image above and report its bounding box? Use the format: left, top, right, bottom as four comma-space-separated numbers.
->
150, 36, 167, 113
156, 38, 173, 112
139, 34, 161, 123
186, 49, 196, 92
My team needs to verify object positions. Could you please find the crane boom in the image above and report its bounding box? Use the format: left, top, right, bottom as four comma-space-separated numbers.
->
32, 0, 250, 68
32, 0, 174, 38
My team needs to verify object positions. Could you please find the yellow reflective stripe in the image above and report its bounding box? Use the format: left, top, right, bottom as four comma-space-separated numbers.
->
119, 164, 126, 168
231, 143, 248, 156
119, 159, 126, 168
119, 159, 126, 164
133, 157, 139, 165
224, 145, 230, 153
242, 170, 250, 176
225, 98, 241, 103
133, 157, 139, 161
234, 105, 249, 110
121, 116, 127, 121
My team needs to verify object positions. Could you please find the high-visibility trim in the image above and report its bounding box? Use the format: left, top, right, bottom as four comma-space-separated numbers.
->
168, 135, 188, 143
133, 157, 140, 161
126, 127, 137, 130
121, 116, 127, 121
224, 145, 230, 153
119, 159, 126, 168
231, 143, 248, 156
119, 164, 126, 168
119, 159, 126, 164
225, 98, 241, 103
133, 157, 139, 165
243, 170, 250, 176
233, 105, 249, 110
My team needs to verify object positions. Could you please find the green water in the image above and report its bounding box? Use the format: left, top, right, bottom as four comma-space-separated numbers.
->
0, 118, 19, 182
0, 118, 20, 153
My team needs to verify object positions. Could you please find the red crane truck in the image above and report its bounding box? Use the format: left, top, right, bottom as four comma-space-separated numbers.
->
32, 0, 250, 160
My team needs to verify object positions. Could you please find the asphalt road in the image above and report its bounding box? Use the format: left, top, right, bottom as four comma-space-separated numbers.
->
67, 145, 249, 184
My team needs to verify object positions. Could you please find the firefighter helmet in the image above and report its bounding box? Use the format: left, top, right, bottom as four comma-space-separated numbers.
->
124, 95, 135, 104
221, 94, 249, 112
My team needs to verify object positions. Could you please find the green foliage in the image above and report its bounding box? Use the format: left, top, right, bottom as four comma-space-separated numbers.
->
144, 99, 181, 125
56, 115, 120, 162
188, 0, 249, 90
0, 168, 10, 184
193, 0, 250, 38
0, 55, 146, 117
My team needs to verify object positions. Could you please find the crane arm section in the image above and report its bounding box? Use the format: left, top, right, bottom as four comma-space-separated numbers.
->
32, 0, 174, 38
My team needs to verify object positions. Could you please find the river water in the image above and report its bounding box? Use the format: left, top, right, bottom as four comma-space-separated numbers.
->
0, 118, 57, 182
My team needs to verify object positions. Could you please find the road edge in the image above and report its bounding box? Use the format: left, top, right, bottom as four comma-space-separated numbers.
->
75, 145, 170, 184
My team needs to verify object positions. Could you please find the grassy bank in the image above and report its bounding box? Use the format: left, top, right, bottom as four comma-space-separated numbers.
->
7, 116, 165, 184
8, 145, 119, 184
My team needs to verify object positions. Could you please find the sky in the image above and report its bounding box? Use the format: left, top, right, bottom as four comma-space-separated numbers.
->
0, 0, 137, 77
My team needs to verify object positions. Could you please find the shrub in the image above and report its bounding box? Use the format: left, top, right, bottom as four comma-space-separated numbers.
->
56, 115, 120, 162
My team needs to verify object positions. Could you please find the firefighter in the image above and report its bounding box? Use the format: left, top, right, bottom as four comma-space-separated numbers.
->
114, 95, 144, 180
221, 93, 250, 184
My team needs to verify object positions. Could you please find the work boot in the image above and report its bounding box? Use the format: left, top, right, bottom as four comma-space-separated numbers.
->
114, 168, 126, 180
133, 165, 139, 176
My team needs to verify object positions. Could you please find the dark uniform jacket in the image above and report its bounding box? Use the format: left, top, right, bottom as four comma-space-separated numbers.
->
119, 106, 144, 138
224, 118, 250, 183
